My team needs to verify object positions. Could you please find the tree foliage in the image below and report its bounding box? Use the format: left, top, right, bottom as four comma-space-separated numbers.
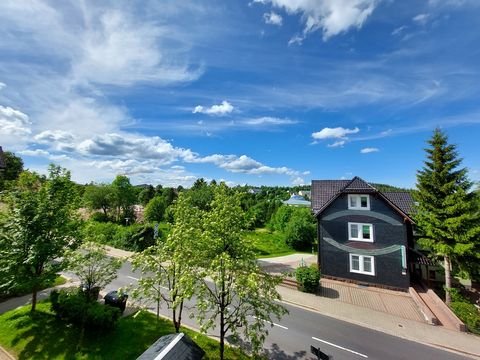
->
195, 185, 287, 359
0, 165, 80, 311
83, 184, 114, 219
414, 129, 480, 304
0, 150, 24, 190
144, 196, 167, 223
284, 207, 316, 251
111, 175, 136, 223
65, 242, 122, 300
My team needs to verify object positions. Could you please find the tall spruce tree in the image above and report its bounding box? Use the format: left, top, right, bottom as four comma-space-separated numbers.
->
414, 129, 480, 304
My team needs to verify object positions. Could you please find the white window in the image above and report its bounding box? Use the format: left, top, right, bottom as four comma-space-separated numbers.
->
348, 223, 374, 242
348, 194, 370, 210
349, 254, 375, 275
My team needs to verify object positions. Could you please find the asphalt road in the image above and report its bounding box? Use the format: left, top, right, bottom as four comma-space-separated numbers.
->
105, 261, 470, 360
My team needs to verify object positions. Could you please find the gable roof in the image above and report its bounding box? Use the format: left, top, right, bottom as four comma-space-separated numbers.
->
311, 176, 414, 222
137, 332, 205, 360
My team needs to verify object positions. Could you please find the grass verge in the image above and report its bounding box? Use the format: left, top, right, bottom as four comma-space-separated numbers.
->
244, 228, 296, 258
0, 301, 250, 359
0, 275, 67, 303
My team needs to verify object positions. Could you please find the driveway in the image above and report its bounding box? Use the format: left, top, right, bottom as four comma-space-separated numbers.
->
257, 253, 316, 275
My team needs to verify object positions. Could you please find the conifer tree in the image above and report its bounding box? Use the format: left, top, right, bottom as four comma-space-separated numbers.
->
414, 129, 480, 304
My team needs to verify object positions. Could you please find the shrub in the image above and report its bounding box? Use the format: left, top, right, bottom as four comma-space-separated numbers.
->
450, 301, 480, 334
296, 265, 321, 293
50, 288, 121, 330
144, 196, 166, 222
284, 208, 316, 251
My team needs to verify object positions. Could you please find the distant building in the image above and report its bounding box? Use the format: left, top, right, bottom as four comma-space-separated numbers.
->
137, 332, 205, 360
0, 146, 5, 170
298, 190, 311, 200
248, 187, 261, 194
283, 194, 311, 207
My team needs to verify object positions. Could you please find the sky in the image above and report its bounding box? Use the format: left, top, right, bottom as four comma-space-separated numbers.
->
0, 0, 479, 188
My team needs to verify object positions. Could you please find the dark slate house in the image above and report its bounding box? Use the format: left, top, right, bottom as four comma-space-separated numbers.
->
312, 177, 415, 290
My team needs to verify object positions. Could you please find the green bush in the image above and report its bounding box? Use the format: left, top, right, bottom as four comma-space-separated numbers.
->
296, 265, 321, 293
82, 221, 157, 251
144, 196, 166, 222
450, 301, 480, 334
284, 208, 316, 251
50, 288, 121, 330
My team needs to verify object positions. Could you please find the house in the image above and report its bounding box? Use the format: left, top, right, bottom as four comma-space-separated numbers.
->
0, 146, 5, 170
283, 194, 311, 207
311, 177, 415, 290
137, 332, 205, 360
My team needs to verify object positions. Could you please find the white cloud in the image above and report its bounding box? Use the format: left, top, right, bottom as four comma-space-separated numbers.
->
312, 127, 360, 140
18, 149, 50, 157
0, 82, 5, 90
391, 26, 406, 36
292, 176, 306, 185
413, 13, 430, 25
327, 140, 346, 148
263, 11, 283, 26
0, 105, 31, 147
360, 147, 379, 153
72, 11, 201, 87
255, 0, 379, 41
193, 100, 234, 115
242, 116, 297, 126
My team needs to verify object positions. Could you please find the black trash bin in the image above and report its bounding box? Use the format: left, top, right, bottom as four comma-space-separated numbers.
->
104, 290, 128, 313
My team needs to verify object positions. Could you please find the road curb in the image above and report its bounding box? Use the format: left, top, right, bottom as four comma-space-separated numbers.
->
278, 297, 480, 359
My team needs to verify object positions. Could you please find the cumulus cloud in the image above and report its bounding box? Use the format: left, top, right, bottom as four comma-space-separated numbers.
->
193, 101, 234, 116
312, 126, 359, 147
0, 105, 31, 147
255, 0, 379, 41
263, 11, 283, 26
312, 127, 359, 140
360, 147, 379, 153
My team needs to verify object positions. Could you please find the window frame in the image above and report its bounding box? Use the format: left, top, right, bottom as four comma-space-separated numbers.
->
349, 254, 375, 276
348, 194, 370, 210
348, 222, 374, 242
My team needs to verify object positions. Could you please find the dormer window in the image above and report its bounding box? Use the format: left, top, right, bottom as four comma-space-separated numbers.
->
348, 194, 370, 210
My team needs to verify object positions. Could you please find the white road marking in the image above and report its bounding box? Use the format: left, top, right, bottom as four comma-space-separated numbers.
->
312, 336, 368, 358
127, 276, 139, 281
252, 316, 288, 330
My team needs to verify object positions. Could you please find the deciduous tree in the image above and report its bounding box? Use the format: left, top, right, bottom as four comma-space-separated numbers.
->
131, 193, 199, 330
0, 165, 80, 311
65, 241, 122, 300
195, 185, 287, 359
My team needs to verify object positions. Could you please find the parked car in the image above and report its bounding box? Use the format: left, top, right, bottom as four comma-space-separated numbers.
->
104, 290, 128, 313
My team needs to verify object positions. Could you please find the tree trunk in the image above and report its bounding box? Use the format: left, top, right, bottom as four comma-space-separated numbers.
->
31, 286, 38, 312
156, 297, 160, 321
220, 312, 225, 360
444, 255, 452, 305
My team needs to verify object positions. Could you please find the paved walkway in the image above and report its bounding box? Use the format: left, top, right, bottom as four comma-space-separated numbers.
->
319, 278, 425, 322
278, 284, 480, 359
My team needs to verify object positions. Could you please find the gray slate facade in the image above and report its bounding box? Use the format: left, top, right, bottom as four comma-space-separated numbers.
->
312, 177, 414, 290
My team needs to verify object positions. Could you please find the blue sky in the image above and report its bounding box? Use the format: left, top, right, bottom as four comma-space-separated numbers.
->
0, 0, 479, 188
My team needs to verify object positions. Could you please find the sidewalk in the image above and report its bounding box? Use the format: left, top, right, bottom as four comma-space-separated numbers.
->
277, 284, 480, 359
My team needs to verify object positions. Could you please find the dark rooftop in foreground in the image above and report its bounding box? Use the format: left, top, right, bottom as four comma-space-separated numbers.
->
136, 332, 205, 360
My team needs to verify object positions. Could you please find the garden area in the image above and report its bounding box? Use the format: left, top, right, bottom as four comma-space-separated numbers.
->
0, 301, 249, 360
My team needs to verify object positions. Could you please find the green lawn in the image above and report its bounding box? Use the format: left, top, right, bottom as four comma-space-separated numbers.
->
244, 228, 296, 258
0, 301, 250, 360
